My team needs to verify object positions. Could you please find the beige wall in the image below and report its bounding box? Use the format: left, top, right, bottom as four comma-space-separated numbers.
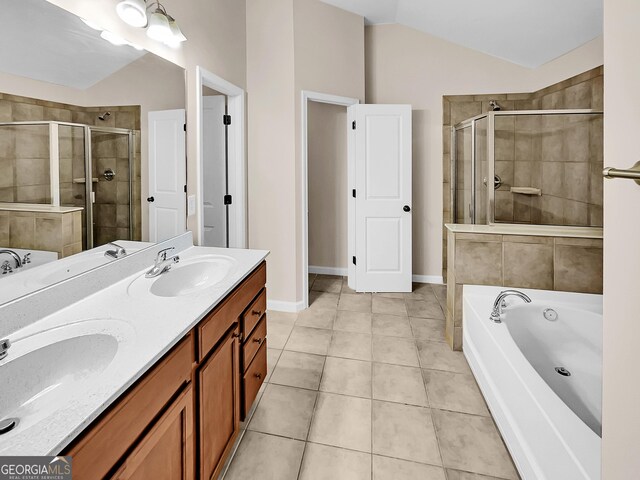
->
247, 0, 364, 305
308, 101, 348, 270
602, 0, 640, 477
45, 0, 247, 239
365, 24, 603, 281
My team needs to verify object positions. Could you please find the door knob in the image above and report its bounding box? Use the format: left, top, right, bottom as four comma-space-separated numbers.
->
147, 196, 155, 202
403, 205, 411, 212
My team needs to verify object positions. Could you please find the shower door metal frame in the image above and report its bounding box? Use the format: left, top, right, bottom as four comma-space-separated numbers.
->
0, 121, 134, 249
451, 109, 603, 226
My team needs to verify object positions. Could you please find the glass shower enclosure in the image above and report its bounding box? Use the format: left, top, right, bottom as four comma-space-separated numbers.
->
451, 109, 604, 227
0, 121, 134, 249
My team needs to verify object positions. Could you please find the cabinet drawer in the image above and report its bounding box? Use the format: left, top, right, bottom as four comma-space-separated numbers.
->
242, 289, 266, 338
65, 334, 194, 480
199, 262, 266, 361
243, 315, 266, 370
242, 341, 267, 418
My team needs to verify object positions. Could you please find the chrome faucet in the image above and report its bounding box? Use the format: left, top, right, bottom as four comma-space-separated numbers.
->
104, 242, 127, 259
145, 247, 179, 278
490, 289, 532, 323
0, 338, 10, 360
0, 250, 22, 269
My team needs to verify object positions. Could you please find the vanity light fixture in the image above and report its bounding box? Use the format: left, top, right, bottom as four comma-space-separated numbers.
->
114, 0, 186, 48
116, 0, 148, 28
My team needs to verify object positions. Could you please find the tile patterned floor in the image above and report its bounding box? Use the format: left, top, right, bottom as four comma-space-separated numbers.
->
222, 275, 519, 480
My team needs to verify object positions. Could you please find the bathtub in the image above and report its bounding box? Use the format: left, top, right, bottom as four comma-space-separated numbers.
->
463, 285, 602, 480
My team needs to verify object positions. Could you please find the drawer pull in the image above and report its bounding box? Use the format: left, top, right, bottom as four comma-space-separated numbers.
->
252, 337, 263, 344
252, 310, 262, 317
254, 373, 262, 379
232, 332, 243, 340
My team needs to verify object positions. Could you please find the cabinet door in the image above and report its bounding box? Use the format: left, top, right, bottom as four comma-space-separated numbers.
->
111, 385, 195, 480
199, 326, 241, 480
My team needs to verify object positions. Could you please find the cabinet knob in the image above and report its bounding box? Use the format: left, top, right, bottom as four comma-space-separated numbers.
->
254, 373, 262, 379
232, 332, 242, 340
252, 337, 262, 343
252, 310, 262, 317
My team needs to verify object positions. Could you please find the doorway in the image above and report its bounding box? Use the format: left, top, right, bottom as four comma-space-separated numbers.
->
301, 91, 359, 309
196, 66, 246, 248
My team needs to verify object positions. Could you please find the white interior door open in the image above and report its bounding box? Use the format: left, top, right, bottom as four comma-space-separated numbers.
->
148, 109, 186, 242
351, 104, 412, 292
202, 95, 228, 247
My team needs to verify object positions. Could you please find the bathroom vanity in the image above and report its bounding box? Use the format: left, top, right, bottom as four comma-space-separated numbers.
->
63, 261, 267, 480
0, 232, 269, 480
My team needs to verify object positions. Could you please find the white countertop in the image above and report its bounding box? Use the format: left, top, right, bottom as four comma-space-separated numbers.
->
445, 223, 603, 239
0, 203, 84, 213
0, 245, 268, 456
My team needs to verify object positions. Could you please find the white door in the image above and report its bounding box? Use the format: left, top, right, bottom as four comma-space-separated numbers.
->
351, 104, 412, 292
202, 96, 228, 247
148, 109, 186, 242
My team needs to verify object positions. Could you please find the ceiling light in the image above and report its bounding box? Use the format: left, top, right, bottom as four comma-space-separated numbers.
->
80, 17, 102, 31
146, 8, 171, 42
116, 0, 148, 28
100, 30, 129, 46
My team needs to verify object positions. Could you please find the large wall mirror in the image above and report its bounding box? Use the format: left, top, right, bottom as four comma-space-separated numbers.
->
0, 0, 186, 302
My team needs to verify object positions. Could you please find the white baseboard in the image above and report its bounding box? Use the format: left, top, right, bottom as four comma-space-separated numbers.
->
267, 299, 306, 313
309, 265, 348, 276
412, 274, 444, 285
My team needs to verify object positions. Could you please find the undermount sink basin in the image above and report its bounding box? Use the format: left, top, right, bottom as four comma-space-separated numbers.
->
0, 319, 134, 443
128, 255, 236, 298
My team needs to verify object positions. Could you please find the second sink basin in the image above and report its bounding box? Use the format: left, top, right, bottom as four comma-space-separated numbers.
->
128, 255, 237, 298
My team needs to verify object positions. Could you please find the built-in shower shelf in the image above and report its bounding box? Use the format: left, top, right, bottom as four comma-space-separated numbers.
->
72, 177, 99, 184
510, 187, 542, 196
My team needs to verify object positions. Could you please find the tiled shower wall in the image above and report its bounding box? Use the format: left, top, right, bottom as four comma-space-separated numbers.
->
442, 65, 604, 280
0, 92, 142, 245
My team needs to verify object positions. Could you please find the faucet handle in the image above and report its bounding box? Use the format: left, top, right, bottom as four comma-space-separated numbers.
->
22, 253, 31, 264
0, 338, 10, 350
1, 260, 12, 274
156, 247, 175, 262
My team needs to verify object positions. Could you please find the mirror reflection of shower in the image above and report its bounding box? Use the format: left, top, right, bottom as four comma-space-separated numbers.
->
98, 111, 111, 121
489, 100, 501, 111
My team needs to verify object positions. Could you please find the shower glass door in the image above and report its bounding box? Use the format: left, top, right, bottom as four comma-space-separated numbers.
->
89, 128, 133, 247
453, 124, 474, 223
58, 124, 88, 248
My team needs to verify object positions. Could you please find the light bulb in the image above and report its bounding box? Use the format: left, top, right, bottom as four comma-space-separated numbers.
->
116, 0, 148, 28
146, 9, 171, 42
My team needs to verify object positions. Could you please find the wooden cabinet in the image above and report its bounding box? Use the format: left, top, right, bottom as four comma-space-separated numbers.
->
63, 261, 267, 480
111, 386, 194, 480
198, 327, 241, 480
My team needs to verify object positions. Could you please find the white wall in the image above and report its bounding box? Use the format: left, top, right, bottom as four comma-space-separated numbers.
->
365, 24, 603, 279
601, 0, 640, 477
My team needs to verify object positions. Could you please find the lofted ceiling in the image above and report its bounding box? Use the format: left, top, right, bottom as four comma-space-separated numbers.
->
0, 0, 145, 90
320, 0, 603, 68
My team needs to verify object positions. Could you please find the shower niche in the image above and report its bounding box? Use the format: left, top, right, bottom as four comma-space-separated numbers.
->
451, 109, 604, 227
0, 120, 136, 249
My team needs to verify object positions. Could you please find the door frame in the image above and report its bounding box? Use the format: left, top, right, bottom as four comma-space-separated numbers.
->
195, 66, 247, 248
301, 90, 360, 309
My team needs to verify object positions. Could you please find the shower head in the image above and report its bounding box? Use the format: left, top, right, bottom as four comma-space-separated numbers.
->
489, 100, 501, 111
98, 111, 111, 121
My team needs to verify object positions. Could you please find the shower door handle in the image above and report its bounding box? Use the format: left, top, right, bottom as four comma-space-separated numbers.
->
147, 196, 155, 203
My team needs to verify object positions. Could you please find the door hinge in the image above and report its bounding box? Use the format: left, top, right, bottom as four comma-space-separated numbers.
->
352, 256, 356, 265
352, 189, 356, 198
352, 120, 356, 130
223, 114, 231, 125
224, 194, 233, 205
184, 185, 187, 193
183, 123, 186, 131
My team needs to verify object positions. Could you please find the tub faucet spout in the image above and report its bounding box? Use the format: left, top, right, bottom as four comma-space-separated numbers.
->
490, 290, 532, 323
